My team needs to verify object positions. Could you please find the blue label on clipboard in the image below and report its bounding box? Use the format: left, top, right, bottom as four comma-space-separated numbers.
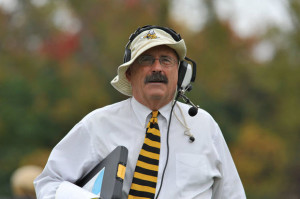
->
92, 167, 105, 195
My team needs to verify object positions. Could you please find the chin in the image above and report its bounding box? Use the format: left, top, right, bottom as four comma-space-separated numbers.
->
146, 89, 165, 99
149, 94, 164, 100
144, 85, 175, 101
148, 91, 173, 102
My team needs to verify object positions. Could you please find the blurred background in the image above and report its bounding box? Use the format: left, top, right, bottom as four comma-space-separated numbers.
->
0, 0, 299, 198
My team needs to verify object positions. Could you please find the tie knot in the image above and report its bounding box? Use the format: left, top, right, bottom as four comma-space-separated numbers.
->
152, 111, 159, 118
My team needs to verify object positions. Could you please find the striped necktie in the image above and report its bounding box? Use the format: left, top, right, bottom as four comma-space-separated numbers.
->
128, 111, 160, 199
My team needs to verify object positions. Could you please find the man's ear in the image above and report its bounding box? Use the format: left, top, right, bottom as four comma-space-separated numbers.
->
125, 68, 131, 82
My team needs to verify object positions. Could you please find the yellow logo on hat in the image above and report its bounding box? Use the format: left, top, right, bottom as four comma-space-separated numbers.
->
143, 30, 158, 39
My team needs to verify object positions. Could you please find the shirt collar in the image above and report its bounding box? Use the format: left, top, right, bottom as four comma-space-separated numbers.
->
130, 97, 173, 128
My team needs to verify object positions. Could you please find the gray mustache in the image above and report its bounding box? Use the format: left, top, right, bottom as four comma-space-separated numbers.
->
144, 72, 168, 84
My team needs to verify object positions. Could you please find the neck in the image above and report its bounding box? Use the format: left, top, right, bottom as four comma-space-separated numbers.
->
134, 96, 172, 111
145, 100, 168, 111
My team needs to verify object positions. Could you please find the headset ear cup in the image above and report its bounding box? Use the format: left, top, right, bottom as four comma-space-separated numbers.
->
178, 61, 194, 90
177, 61, 187, 89
123, 48, 131, 63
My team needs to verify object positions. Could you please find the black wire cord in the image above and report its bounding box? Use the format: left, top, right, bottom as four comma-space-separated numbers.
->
155, 93, 180, 199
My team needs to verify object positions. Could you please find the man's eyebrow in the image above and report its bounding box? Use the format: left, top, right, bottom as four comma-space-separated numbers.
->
160, 55, 171, 57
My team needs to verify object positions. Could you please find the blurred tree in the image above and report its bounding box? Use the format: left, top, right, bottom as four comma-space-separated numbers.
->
231, 123, 287, 199
0, 0, 110, 195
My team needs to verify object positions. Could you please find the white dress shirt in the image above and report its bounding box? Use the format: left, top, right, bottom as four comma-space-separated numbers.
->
34, 97, 246, 199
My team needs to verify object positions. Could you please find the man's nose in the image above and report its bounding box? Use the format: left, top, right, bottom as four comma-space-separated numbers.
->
151, 59, 163, 72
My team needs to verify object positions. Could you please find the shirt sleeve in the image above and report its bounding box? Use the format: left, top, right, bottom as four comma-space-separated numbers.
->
211, 122, 247, 198
34, 121, 98, 199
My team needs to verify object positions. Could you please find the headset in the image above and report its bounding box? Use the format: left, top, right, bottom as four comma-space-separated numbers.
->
123, 25, 197, 92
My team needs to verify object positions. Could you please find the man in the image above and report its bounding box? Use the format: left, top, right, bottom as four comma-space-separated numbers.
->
34, 25, 246, 198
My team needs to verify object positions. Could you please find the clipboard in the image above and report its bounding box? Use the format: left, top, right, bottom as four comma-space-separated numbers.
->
75, 146, 128, 199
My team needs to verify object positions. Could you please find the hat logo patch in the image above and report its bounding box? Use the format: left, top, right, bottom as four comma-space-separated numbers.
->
143, 30, 158, 39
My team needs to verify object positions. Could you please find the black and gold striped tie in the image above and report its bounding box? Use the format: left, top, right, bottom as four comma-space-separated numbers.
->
128, 111, 160, 199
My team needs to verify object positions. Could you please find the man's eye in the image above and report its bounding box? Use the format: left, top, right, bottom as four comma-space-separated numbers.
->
161, 57, 172, 65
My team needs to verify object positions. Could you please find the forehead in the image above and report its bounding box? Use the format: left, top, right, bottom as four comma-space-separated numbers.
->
141, 45, 178, 58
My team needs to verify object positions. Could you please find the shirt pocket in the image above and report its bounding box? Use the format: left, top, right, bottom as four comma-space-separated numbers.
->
176, 153, 213, 195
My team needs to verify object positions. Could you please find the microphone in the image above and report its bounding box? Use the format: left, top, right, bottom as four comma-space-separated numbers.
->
188, 106, 198, 117
177, 87, 199, 117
